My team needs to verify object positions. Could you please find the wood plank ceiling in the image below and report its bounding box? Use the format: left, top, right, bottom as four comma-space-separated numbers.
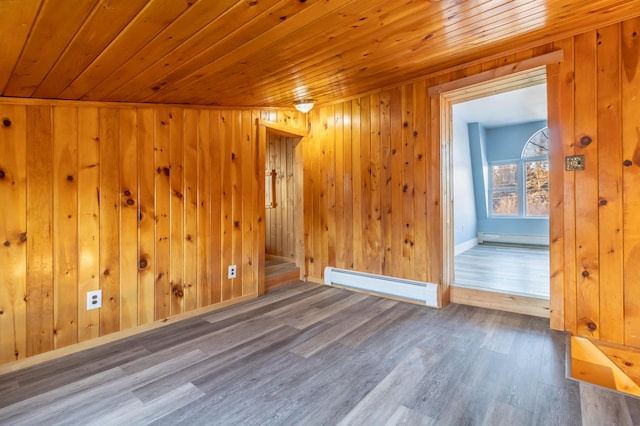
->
2, 0, 640, 108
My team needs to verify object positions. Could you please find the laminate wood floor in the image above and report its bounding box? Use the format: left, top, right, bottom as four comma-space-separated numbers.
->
1, 282, 638, 425
454, 244, 550, 299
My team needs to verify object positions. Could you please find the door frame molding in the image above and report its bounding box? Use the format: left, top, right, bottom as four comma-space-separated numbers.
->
427, 49, 564, 326
258, 119, 307, 295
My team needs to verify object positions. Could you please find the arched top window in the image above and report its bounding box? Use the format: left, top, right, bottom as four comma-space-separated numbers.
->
490, 126, 550, 217
521, 126, 549, 158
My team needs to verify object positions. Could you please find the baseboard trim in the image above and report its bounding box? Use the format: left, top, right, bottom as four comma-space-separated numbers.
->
454, 238, 478, 256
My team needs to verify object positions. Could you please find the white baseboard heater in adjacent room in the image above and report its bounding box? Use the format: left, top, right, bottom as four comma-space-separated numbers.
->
477, 232, 549, 246
323, 267, 439, 308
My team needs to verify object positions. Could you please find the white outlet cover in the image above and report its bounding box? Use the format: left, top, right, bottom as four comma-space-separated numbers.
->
228, 265, 237, 279
87, 290, 102, 310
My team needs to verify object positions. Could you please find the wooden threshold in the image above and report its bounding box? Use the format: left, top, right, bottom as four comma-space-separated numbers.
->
450, 285, 550, 318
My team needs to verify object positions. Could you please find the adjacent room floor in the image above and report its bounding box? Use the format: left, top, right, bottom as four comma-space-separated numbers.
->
1, 282, 636, 425
454, 244, 550, 299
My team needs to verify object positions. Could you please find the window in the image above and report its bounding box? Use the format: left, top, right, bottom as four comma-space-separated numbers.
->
489, 127, 549, 217
491, 163, 519, 215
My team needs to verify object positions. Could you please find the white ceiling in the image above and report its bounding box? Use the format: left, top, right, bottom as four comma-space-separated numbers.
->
452, 84, 547, 128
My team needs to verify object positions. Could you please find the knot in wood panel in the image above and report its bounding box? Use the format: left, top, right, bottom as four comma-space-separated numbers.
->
587, 321, 597, 331
139, 258, 148, 269
0, 169, 5, 178
580, 135, 592, 146
582, 270, 590, 278
624, 160, 633, 167
2, 118, 11, 127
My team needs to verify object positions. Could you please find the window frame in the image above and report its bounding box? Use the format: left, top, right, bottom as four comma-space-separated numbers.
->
488, 126, 549, 219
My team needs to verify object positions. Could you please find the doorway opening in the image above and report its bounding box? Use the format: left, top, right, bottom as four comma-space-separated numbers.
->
440, 66, 552, 317
260, 122, 306, 294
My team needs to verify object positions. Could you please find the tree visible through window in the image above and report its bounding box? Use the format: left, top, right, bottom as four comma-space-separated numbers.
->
523, 127, 549, 217
491, 163, 519, 215
489, 127, 549, 217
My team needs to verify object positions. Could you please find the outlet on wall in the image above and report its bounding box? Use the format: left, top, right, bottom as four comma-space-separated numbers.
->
228, 265, 237, 279
87, 290, 102, 310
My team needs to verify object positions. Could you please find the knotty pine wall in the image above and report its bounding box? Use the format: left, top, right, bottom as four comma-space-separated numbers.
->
0, 101, 305, 364
305, 16, 640, 348
265, 133, 297, 259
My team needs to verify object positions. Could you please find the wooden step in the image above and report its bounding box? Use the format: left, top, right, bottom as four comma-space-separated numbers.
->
265, 256, 300, 291
570, 336, 640, 397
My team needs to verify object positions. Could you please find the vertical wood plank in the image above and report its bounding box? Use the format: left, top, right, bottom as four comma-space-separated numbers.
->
256, 113, 266, 294
169, 109, 184, 315
52, 106, 78, 348
342, 102, 354, 270
241, 110, 254, 296
309, 108, 323, 279
303, 113, 314, 278
402, 85, 416, 280
413, 80, 429, 283
574, 31, 600, 339
0, 104, 27, 362
77, 107, 100, 342
351, 100, 363, 273
596, 24, 623, 343
196, 109, 211, 308
154, 109, 171, 320
183, 109, 198, 311
547, 39, 569, 331
429, 85, 443, 303
137, 108, 155, 325
622, 17, 640, 347
26, 105, 54, 355
334, 104, 345, 269
231, 111, 243, 298
99, 108, 120, 335
209, 111, 222, 304
558, 38, 577, 334
119, 108, 138, 330
379, 91, 392, 277
326, 106, 337, 269
220, 111, 233, 301
369, 93, 382, 275
390, 88, 404, 278
360, 97, 373, 274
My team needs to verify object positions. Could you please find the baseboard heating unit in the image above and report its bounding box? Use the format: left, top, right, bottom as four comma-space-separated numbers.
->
323, 267, 439, 308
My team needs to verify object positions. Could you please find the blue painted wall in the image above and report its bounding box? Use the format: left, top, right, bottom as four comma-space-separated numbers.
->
453, 115, 477, 246
467, 120, 549, 239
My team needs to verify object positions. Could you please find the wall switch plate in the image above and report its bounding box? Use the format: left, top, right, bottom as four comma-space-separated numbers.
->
87, 290, 102, 310
228, 265, 237, 279
565, 155, 585, 171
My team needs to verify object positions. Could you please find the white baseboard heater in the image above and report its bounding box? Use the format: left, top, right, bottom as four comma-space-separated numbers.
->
323, 267, 439, 308
477, 232, 549, 246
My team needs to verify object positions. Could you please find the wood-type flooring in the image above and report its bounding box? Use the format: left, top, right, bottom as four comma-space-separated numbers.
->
455, 244, 550, 299
0, 282, 638, 425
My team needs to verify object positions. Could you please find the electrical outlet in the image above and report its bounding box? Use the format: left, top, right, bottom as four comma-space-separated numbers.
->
87, 290, 102, 310
228, 265, 237, 279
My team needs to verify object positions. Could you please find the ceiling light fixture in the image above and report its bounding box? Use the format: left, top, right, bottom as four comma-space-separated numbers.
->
294, 100, 315, 113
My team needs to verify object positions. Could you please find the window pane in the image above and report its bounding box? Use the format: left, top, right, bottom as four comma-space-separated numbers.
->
492, 190, 519, 215
491, 164, 518, 189
525, 160, 549, 216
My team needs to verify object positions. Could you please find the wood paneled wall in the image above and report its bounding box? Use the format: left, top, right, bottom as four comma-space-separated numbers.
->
304, 86, 432, 285
302, 47, 556, 287
0, 101, 304, 364
305, 15, 640, 349
547, 17, 640, 346
265, 133, 297, 259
